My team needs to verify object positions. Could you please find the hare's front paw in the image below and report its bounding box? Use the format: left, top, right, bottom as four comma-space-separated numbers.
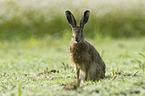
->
63, 80, 79, 90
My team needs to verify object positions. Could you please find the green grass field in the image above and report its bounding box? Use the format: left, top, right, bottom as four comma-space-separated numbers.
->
0, 0, 145, 95
0, 37, 145, 96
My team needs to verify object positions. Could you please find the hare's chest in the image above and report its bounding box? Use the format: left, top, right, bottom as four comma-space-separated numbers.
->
70, 47, 90, 65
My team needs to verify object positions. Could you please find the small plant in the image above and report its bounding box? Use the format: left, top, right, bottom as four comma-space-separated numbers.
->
134, 52, 145, 72
117, 56, 123, 71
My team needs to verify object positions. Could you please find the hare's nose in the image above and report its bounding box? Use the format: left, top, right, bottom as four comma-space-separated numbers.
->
75, 38, 79, 42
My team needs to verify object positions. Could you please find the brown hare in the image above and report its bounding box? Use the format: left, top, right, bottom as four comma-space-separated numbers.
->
65, 10, 106, 86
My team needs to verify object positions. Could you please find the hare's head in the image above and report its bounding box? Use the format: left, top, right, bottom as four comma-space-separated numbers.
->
65, 10, 90, 42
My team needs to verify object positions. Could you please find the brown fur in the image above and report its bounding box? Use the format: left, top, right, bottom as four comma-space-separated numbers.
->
65, 10, 106, 85
70, 40, 106, 81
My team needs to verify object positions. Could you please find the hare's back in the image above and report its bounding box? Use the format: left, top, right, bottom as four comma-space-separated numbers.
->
87, 41, 106, 68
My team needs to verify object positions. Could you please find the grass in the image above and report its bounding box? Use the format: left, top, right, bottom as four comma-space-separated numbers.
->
0, 1, 145, 95
0, 36, 145, 96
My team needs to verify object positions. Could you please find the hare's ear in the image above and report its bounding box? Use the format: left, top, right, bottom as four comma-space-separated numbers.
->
65, 10, 77, 28
80, 10, 90, 28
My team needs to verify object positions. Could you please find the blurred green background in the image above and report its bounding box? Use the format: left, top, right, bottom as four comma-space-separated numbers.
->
0, 0, 145, 40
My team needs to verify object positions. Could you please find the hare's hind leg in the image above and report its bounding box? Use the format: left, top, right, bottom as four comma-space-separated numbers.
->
85, 70, 88, 81
100, 71, 105, 79
88, 64, 100, 81
75, 66, 80, 86
85, 66, 90, 81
